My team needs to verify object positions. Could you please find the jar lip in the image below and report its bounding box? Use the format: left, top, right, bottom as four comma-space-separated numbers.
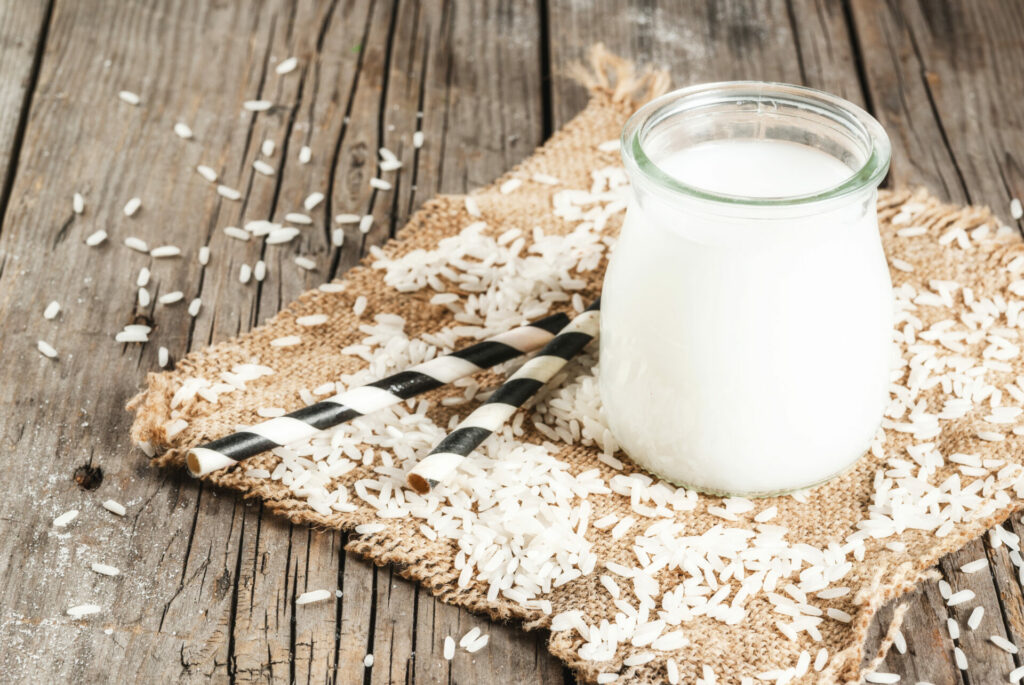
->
621, 81, 891, 207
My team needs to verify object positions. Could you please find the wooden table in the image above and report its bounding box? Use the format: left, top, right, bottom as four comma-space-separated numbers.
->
1, 1, 1022, 682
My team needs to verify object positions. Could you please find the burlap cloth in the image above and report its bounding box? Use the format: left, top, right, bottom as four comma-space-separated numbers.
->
129, 49, 1024, 683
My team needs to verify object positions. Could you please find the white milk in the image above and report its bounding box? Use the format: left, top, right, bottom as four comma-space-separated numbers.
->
600, 138, 893, 495
656, 139, 854, 197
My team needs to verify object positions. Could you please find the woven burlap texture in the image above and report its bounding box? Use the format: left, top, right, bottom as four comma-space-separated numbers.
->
129, 48, 1023, 683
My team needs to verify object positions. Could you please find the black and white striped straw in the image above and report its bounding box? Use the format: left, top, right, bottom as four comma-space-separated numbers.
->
186, 312, 570, 477
406, 298, 601, 494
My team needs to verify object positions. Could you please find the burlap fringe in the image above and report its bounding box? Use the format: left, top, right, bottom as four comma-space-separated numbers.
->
567, 43, 671, 108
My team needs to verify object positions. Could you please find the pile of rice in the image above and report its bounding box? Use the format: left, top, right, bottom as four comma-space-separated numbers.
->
160, 158, 1024, 682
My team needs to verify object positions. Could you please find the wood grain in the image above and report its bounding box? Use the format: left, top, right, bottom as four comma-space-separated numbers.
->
850, 1, 1024, 678
1, 0, 1024, 682
0, 0, 557, 682
0, 0, 50, 227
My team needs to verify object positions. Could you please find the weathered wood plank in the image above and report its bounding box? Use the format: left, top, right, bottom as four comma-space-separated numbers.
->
154, 0, 560, 682
863, 0, 1024, 211
0, 0, 320, 681
869, 584, 964, 685
210, 3, 376, 682
4, 1, 1024, 684
546, 0, 1024, 680
547, 0, 853, 131
850, 1, 1024, 678
392, 2, 565, 683
0, 0, 50, 224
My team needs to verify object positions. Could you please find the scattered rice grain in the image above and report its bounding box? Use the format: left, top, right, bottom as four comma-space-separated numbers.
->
275, 56, 298, 75
304, 192, 325, 211
243, 100, 272, 112
967, 606, 983, 630
295, 589, 332, 605
53, 510, 78, 527
37, 340, 57, 359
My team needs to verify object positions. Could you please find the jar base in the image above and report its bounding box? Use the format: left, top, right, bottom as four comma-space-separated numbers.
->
623, 451, 868, 499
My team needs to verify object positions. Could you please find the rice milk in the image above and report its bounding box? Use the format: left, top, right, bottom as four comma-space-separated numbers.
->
601, 138, 893, 495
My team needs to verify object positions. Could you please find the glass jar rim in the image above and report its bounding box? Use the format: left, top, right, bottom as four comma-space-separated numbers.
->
621, 81, 891, 207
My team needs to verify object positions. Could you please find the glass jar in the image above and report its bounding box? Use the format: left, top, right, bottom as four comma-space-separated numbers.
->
600, 82, 893, 497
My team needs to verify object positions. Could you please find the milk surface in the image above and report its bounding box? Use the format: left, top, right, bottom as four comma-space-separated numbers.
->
600, 138, 893, 495
658, 139, 854, 197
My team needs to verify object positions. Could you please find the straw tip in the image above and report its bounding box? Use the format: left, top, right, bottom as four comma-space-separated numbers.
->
186, 447, 237, 477
406, 473, 431, 495
185, 450, 203, 477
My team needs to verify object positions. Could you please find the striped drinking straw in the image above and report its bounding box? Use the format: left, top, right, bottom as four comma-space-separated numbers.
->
186, 312, 571, 476
406, 298, 600, 494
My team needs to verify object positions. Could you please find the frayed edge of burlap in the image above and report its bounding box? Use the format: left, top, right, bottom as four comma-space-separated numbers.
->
136, 187, 1022, 684
566, 43, 672, 106
827, 504, 1024, 684
125, 44, 1024, 683
342, 189, 1018, 685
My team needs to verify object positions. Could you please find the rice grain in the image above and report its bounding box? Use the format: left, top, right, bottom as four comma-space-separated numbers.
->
275, 57, 298, 74
37, 340, 58, 359
217, 185, 242, 201
960, 558, 987, 574
963, 607, 984, 632
304, 192, 325, 211
991, 634, 1019, 654
285, 212, 312, 225
150, 245, 181, 258
295, 589, 332, 605
243, 100, 272, 112
67, 604, 101, 618
197, 165, 218, 182
53, 510, 78, 527
271, 335, 301, 347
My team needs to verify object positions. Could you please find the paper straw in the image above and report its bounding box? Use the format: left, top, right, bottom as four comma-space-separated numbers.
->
186, 312, 570, 476
406, 299, 601, 494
